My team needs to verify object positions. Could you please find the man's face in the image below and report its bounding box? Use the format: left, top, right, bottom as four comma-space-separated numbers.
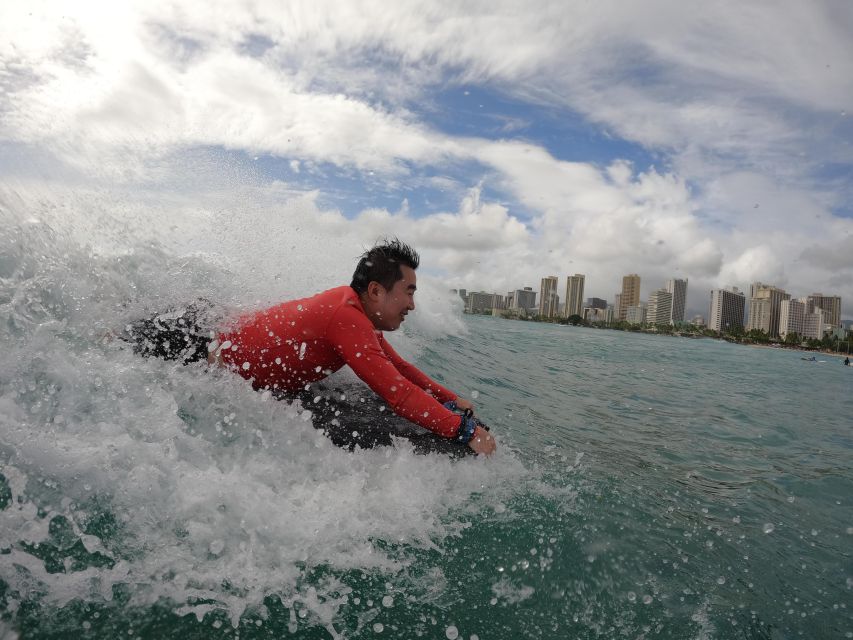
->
367, 265, 417, 331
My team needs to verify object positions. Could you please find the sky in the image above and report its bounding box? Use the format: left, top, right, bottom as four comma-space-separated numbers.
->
1, 0, 852, 320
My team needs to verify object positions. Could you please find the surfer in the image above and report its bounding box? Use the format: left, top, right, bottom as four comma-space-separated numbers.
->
124, 239, 496, 456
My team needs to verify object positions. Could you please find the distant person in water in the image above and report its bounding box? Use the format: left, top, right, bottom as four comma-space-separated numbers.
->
845, 357, 850, 366
123, 239, 496, 456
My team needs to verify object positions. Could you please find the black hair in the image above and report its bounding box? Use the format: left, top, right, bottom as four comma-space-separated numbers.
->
350, 238, 420, 294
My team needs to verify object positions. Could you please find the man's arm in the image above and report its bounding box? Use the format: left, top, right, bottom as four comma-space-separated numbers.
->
327, 308, 463, 438
380, 336, 478, 414
378, 335, 458, 402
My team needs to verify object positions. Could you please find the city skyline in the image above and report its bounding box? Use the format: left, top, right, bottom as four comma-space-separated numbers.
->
460, 272, 843, 328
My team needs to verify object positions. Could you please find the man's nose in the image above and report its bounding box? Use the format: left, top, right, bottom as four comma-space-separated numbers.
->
408, 298, 416, 310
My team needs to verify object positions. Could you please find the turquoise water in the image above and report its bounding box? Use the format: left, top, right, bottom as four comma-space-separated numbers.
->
1, 223, 852, 639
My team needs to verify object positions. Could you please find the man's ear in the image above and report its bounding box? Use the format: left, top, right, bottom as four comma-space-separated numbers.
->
366, 281, 384, 300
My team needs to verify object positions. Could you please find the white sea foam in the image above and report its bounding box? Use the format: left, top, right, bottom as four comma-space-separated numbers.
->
0, 192, 527, 629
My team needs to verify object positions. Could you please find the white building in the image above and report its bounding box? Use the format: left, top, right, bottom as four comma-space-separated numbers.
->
626, 304, 647, 325
803, 308, 831, 340
647, 289, 673, 325
584, 307, 609, 323
779, 299, 805, 339
665, 278, 688, 324
539, 276, 559, 318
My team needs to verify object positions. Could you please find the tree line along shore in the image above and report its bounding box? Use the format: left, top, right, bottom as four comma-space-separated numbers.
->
466, 308, 853, 357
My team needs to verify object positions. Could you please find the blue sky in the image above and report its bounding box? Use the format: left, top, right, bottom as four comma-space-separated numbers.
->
1, 1, 852, 319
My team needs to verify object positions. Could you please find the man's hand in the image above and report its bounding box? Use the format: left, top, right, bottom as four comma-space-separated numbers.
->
454, 398, 475, 413
468, 426, 496, 456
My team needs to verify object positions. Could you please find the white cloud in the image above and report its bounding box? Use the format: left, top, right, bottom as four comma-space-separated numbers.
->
2, 0, 853, 319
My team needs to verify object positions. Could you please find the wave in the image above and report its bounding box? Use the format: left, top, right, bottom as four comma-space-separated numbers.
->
0, 192, 523, 631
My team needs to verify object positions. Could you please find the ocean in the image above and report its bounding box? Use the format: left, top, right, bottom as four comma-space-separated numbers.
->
1, 216, 852, 640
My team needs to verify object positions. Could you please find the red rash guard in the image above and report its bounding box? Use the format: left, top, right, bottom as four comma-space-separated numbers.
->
216, 286, 462, 438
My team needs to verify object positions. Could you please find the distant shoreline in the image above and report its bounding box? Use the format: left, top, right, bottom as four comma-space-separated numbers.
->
469, 311, 853, 362
745, 341, 852, 362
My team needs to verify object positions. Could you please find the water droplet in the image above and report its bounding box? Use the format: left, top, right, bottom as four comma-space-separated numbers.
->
627, 591, 636, 602
717, 576, 726, 585
446, 625, 459, 639
787, 496, 795, 503
643, 595, 653, 605
373, 623, 384, 632
732, 516, 741, 524
470, 390, 479, 399
763, 523, 775, 534
382, 595, 394, 608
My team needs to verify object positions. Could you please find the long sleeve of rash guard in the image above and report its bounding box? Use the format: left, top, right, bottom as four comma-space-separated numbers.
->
326, 305, 462, 438
378, 335, 457, 404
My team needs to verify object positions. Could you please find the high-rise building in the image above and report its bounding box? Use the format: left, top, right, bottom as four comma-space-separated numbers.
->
564, 274, 585, 318
665, 278, 688, 324
466, 292, 503, 313
586, 297, 607, 310
779, 299, 805, 339
747, 284, 789, 337
626, 304, 646, 325
647, 289, 673, 325
803, 308, 831, 340
709, 287, 746, 333
584, 307, 609, 323
539, 276, 559, 318
805, 293, 841, 327
508, 287, 537, 312
613, 294, 622, 321
619, 274, 641, 321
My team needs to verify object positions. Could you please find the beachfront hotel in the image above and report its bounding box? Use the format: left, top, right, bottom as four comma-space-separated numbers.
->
539, 276, 559, 319
646, 289, 673, 325
805, 294, 841, 327
709, 287, 746, 332
618, 274, 641, 321
747, 283, 790, 338
666, 278, 688, 324
779, 298, 806, 339
564, 274, 585, 318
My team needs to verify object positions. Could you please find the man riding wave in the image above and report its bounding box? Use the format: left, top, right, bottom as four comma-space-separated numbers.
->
125, 239, 496, 456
